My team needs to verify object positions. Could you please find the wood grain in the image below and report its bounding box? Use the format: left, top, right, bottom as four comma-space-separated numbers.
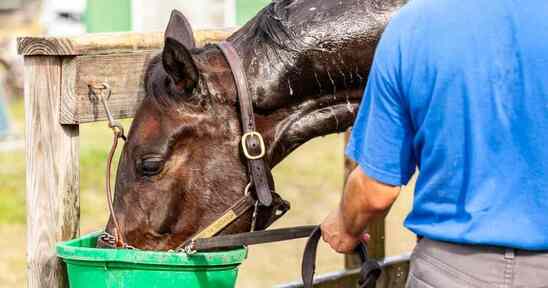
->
18, 29, 235, 56
24, 56, 80, 288
52, 30, 232, 124
60, 57, 78, 125
60, 51, 156, 124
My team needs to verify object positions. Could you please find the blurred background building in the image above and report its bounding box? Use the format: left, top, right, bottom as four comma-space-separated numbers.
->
41, 0, 271, 34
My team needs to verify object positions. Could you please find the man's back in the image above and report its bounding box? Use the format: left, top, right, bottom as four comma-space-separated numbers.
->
346, 0, 548, 250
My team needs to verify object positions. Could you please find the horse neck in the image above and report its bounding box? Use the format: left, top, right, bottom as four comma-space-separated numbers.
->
224, 0, 405, 165
229, 0, 405, 111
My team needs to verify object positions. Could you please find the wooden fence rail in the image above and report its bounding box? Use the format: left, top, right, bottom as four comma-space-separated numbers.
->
18, 30, 409, 288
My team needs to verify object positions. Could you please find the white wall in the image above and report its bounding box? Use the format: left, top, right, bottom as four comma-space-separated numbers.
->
224, 0, 236, 27
132, 0, 233, 32
41, 0, 86, 35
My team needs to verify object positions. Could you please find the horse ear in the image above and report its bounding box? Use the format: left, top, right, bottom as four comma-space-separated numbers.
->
162, 37, 199, 93
165, 9, 196, 49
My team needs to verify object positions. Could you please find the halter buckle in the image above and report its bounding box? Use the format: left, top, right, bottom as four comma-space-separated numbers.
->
241, 132, 266, 160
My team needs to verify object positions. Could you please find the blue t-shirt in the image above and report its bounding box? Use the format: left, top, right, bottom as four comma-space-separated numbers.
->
346, 0, 548, 250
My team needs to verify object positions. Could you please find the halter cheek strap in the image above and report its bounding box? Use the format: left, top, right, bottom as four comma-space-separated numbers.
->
217, 41, 274, 207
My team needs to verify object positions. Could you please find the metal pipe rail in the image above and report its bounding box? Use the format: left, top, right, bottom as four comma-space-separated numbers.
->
277, 252, 411, 288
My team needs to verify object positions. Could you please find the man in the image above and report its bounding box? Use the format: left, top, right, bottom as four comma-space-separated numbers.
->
321, 0, 548, 287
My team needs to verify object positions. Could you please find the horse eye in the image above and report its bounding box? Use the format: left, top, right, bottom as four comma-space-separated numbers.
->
140, 157, 164, 176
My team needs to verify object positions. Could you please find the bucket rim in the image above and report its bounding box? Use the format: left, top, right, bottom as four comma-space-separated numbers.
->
56, 231, 248, 267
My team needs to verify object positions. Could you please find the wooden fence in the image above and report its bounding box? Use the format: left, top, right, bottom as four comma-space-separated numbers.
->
18, 31, 409, 288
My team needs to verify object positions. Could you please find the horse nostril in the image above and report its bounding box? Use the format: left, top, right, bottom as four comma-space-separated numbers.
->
148, 230, 169, 238
155, 224, 172, 236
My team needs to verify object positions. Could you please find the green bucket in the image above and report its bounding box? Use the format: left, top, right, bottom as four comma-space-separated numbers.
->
56, 232, 247, 288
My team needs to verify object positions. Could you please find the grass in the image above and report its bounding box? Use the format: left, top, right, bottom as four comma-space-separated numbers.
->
0, 99, 25, 224
0, 97, 415, 287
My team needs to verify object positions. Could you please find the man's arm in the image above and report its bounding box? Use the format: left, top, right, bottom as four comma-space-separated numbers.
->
322, 14, 414, 254
321, 166, 401, 253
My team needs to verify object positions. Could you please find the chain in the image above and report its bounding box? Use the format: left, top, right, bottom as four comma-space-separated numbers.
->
89, 82, 129, 249
99, 231, 136, 250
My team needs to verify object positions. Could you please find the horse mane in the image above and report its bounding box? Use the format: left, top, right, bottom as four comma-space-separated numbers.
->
231, 0, 299, 52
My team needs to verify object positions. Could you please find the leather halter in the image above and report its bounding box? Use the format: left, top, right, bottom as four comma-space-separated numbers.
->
99, 41, 285, 251
100, 41, 380, 287
218, 41, 273, 207
186, 41, 381, 288
173, 41, 284, 250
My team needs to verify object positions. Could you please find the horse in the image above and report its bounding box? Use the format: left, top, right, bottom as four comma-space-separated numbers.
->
101, 0, 406, 251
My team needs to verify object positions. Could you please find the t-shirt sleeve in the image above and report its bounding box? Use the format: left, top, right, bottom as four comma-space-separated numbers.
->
345, 23, 416, 186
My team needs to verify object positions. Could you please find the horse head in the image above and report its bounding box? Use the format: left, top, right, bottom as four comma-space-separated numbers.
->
102, 0, 405, 250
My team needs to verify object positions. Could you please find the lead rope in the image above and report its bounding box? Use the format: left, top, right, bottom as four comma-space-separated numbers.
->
89, 82, 131, 249
302, 227, 381, 288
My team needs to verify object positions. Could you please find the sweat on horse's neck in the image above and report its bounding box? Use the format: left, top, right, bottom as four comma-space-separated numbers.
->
229, 0, 405, 108
218, 0, 405, 165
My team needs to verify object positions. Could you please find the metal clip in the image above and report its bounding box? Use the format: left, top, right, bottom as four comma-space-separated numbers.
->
243, 182, 259, 231
123, 243, 137, 250
241, 131, 266, 160
182, 241, 197, 255
88, 82, 126, 140
250, 200, 259, 232
244, 182, 252, 196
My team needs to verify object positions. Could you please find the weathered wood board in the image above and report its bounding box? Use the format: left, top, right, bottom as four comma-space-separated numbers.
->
60, 51, 156, 124
25, 56, 80, 288
18, 29, 235, 56
18, 29, 234, 124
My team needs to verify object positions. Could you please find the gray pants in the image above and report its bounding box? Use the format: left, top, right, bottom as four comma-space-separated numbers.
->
405, 238, 548, 288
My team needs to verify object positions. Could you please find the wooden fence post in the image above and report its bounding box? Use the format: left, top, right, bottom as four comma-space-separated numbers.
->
19, 29, 232, 288
24, 55, 80, 288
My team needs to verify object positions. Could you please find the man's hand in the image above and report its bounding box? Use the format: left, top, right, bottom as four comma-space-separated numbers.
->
320, 208, 369, 254
321, 167, 400, 254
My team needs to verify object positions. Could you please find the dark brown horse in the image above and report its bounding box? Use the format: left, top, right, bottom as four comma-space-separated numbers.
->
103, 0, 405, 251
